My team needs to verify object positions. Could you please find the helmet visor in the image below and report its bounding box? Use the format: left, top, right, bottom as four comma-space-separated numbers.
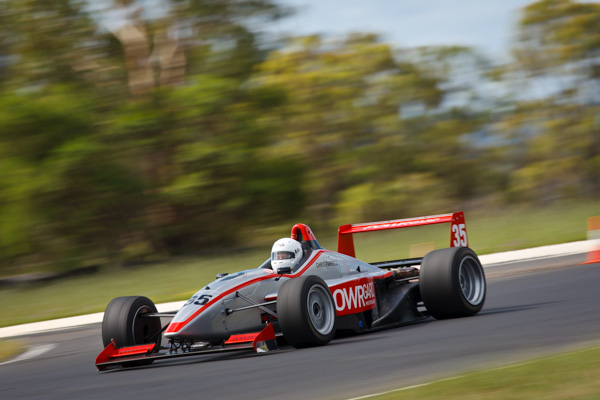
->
272, 251, 295, 261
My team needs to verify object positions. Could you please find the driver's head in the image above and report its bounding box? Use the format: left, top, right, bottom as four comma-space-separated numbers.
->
271, 238, 302, 273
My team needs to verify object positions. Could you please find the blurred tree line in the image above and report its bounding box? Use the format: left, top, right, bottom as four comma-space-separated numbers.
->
0, 0, 598, 273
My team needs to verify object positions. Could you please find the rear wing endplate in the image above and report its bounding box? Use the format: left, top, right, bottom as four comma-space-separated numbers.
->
337, 212, 467, 258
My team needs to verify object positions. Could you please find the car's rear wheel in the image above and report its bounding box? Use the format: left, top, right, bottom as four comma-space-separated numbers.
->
419, 247, 486, 319
101, 296, 162, 367
277, 275, 336, 348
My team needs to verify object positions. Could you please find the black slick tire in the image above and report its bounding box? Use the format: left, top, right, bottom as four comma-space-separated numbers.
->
277, 275, 336, 348
101, 296, 161, 367
419, 247, 486, 319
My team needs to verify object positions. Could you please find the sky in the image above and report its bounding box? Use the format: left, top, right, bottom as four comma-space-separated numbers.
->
267, 0, 538, 61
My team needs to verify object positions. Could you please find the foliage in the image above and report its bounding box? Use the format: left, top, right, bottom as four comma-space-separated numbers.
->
0, 0, 598, 274
498, 0, 600, 202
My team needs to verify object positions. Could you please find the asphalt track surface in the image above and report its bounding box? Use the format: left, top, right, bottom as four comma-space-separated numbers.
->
1, 254, 599, 400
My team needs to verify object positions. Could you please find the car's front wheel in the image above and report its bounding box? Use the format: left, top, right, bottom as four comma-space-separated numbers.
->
101, 296, 162, 367
277, 275, 337, 348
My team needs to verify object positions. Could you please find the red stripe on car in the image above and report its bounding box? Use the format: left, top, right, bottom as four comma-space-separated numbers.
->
165, 250, 327, 334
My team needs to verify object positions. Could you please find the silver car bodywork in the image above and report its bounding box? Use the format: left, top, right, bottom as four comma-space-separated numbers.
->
96, 213, 486, 370
164, 248, 394, 342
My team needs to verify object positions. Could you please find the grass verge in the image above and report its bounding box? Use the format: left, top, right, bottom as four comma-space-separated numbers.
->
0, 339, 24, 363
0, 252, 267, 327
0, 202, 598, 328
368, 345, 600, 400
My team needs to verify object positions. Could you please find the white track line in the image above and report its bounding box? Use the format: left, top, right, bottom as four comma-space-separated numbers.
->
346, 376, 465, 400
0, 343, 57, 366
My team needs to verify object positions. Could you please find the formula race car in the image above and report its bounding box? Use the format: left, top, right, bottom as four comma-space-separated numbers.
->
96, 212, 486, 370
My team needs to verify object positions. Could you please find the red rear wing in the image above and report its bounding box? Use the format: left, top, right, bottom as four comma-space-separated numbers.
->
337, 212, 467, 258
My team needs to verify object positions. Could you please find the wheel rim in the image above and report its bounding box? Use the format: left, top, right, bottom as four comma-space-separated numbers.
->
306, 285, 335, 335
132, 305, 156, 344
458, 256, 485, 305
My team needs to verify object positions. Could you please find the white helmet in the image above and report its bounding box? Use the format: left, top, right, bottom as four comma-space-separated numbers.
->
271, 238, 302, 273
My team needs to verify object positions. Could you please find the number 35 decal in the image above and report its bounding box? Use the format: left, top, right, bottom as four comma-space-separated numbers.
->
184, 294, 213, 307
452, 224, 467, 247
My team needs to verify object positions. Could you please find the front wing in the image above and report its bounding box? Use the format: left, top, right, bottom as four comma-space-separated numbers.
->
95, 323, 278, 371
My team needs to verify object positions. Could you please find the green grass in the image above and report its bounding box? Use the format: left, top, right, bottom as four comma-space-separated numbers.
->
0, 202, 598, 328
0, 339, 24, 362
0, 252, 268, 327
467, 202, 600, 254
369, 345, 600, 400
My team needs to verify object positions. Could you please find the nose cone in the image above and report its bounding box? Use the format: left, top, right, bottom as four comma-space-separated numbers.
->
164, 288, 225, 340
163, 268, 276, 341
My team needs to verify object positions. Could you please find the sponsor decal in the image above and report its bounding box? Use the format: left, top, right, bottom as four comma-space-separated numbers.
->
354, 217, 443, 232
331, 278, 376, 316
113, 344, 155, 357
225, 333, 259, 344
316, 261, 338, 268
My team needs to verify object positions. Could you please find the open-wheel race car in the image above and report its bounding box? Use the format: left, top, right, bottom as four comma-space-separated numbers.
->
95, 212, 486, 370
